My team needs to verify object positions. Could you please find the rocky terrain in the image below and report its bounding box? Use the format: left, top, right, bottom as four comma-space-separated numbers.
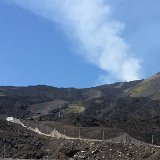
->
0, 72, 160, 159
1, 120, 160, 160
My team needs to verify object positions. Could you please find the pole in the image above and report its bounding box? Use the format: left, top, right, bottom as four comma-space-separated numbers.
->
4, 144, 5, 159
152, 134, 154, 145
58, 105, 61, 118
79, 128, 81, 139
125, 133, 127, 144
102, 131, 105, 141
63, 129, 66, 136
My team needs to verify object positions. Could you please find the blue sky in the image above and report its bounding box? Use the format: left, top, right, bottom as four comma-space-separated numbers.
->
0, 0, 160, 88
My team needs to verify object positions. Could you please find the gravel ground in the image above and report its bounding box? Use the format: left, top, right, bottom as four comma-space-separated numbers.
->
0, 120, 160, 160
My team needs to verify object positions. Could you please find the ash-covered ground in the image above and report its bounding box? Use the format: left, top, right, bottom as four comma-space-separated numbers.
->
0, 120, 160, 160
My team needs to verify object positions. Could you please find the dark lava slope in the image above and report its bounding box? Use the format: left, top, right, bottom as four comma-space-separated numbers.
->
68, 96, 160, 144
0, 80, 146, 101
0, 72, 160, 159
0, 72, 160, 100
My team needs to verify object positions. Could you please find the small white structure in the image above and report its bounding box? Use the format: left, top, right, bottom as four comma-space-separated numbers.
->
6, 117, 25, 127
6, 117, 14, 122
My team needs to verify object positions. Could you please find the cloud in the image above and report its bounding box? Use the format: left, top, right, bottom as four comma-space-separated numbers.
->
6, 0, 142, 83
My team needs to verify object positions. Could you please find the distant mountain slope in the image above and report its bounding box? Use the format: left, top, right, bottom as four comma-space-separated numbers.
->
0, 72, 160, 100
0, 80, 143, 100
0, 85, 83, 100
93, 80, 143, 97
129, 72, 160, 100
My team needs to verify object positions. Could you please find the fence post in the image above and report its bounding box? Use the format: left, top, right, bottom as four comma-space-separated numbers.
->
102, 131, 105, 141
152, 134, 154, 145
79, 128, 81, 139
63, 129, 66, 136
3, 144, 5, 159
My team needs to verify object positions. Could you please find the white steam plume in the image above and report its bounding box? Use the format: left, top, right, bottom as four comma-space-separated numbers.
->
6, 0, 142, 83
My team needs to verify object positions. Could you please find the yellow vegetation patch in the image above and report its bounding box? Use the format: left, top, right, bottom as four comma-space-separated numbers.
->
129, 80, 155, 97
62, 103, 85, 114
129, 85, 146, 97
